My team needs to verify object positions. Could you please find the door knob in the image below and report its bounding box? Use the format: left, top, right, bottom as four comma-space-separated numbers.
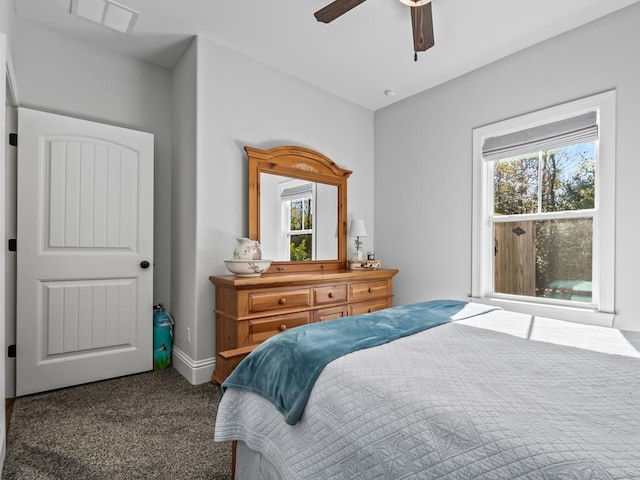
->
140, 260, 150, 269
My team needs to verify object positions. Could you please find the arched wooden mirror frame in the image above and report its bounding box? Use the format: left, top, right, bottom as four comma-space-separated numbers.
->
247, 145, 352, 273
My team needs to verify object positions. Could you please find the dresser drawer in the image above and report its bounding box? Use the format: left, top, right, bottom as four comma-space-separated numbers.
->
349, 299, 390, 316
249, 288, 311, 313
313, 305, 348, 322
249, 312, 310, 344
349, 281, 389, 302
314, 285, 347, 305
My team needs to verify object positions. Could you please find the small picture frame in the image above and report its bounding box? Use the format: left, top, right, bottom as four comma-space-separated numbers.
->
348, 260, 382, 270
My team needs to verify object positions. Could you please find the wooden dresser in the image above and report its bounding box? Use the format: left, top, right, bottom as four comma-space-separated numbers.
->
209, 268, 399, 384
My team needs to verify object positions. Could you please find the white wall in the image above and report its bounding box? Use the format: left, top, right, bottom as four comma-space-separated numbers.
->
11, 19, 174, 310
258, 172, 281, 260
0, 2, 15, 46
190, 37, 374, 364
170, 38, 198, 365
374, 3, 640, 331
316, 182, 338, 260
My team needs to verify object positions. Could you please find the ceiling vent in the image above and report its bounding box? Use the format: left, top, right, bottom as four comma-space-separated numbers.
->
70, 0, 139, 34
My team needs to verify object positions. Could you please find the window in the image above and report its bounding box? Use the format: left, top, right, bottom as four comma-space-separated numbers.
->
472, 91, 616, 326
280, 182, 315, 261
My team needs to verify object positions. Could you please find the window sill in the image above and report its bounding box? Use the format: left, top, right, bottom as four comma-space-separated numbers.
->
469, 296, 615, 328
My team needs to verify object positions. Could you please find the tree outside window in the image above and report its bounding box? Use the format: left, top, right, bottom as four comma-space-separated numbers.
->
493, 143, 595, 302
288, 197, 313, 260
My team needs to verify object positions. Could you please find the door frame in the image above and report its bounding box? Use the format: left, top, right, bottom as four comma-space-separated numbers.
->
4, 43, 18, 401
1, 31, 17, 472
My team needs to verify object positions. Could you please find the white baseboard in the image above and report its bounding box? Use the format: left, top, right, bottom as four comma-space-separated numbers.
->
172, 347, 216, 385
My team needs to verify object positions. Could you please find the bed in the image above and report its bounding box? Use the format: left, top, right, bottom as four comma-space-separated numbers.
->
214, 300, 640, 479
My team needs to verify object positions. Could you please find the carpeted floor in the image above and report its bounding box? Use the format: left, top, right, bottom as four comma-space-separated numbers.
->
2, 368, 233, 479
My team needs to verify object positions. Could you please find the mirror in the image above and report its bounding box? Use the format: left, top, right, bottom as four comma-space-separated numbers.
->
247, 145, 351, 273
259, 173, 338, 261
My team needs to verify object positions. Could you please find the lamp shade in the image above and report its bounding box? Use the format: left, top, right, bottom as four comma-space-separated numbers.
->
398, 0, 431, 6
349, 219, 368, 238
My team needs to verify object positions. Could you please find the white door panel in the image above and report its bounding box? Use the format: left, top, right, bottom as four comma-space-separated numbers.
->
41, 279, 136, 355
46, 140, 139, 250
17, 108, 153, 396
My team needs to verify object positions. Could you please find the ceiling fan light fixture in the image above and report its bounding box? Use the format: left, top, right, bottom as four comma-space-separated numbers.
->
314, 0, 435, 57
398, 0, 431, 6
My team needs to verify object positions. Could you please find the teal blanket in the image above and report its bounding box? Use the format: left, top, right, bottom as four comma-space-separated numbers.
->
222, 300, 498, 425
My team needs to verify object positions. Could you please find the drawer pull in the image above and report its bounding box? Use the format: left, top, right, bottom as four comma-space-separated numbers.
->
368, 287, 373, 293
279, 298, 287, 305
328, 292, 334, 298
279, 324, 287, 331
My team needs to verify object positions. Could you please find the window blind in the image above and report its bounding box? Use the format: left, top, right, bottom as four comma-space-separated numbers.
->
482, 112, 598, 161
281, 183, 313, 201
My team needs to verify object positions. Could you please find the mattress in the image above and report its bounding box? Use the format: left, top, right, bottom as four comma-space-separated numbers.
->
215, 308, 640, 479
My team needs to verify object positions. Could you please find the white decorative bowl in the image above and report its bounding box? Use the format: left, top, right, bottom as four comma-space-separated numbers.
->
224, 259, 272, 277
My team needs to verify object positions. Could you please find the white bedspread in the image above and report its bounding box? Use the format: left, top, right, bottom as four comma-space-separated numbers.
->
215, 309, 640, 479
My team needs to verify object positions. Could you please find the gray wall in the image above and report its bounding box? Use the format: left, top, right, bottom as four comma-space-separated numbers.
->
189, 37, 375, 363
170, 38, 198, 361
374, 3, 640, 331
10, 18, 174, 311
0, 2, 15, 47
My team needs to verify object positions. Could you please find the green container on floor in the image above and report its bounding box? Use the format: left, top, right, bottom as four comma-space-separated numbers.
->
153, 304, 173, 370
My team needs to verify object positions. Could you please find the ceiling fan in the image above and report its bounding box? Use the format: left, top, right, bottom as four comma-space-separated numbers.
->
314, 0, 435, 61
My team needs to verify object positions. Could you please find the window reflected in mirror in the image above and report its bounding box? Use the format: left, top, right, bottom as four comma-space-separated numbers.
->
260, 172, 338, 261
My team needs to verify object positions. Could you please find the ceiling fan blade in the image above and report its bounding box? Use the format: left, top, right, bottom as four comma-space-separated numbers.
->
410, 2, 435, 52
314, 0, 367, 23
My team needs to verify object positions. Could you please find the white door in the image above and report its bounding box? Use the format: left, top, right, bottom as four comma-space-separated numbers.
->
16, 107, 154, 396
